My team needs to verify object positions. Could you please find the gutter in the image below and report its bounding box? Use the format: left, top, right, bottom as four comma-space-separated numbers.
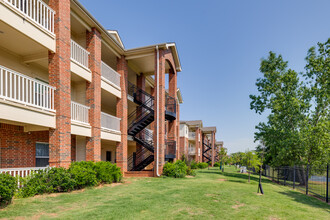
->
156, 45, 160, 177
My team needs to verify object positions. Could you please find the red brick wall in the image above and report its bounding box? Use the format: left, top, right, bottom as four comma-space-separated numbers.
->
86, 28, 102, 162
48, 0, 71, 168
0, 123, 49, 168
116, 55, 128, 173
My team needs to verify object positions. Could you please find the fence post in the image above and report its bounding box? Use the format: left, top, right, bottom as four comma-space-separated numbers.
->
278, 167, 280, 183
326, 164, 329, 203
306, 164, 309, 195
293, 165, 296, 190
273, 167, 274, 181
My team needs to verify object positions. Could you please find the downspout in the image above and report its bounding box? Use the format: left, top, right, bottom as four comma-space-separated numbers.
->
156, 46, 160, 177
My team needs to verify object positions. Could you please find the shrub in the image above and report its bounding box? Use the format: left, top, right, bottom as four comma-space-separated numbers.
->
190, 160, 198, 169
163, 160, 188, 178
214, 162, 220, 167
18, 169, 48, 198
69, 162, 98, 189
186, 167, 196, 176
45, 167, 76, 193
94, 161, 122, 183
0, 173, 17, 206
18, 167, 76, 198
197, 162, 209, 169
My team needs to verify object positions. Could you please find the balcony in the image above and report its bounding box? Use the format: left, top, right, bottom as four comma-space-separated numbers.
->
165, 94, 176, 121
101, 61, 121, 98
165, 140, 176, 161
101, 112, 121, 142
188, 147, 196, 155
70, 40, 91, 82
70, 101, 91, 137
1, 0, 56, 51
188, 132, 196, 140
0, 65, 55, 128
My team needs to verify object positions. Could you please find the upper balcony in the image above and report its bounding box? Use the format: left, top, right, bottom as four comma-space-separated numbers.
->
165, 94, 176, 121
0, 0, 56, 52
0, 64, 56, 128
188, 132, 196, 141
101, 61, 121, 98
70, 39, 91, 82
101, 112, 121, 142
71, 101, 91, 137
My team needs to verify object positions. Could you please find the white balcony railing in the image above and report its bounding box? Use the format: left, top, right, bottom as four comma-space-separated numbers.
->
71, 40, 89, 69
188, 147, 196, 155
0, 167, 48, 187
101, 112, 120, 132
0, 65, 55, 112
101, 61, 121, 88
189, 132, 196, 139
71, 101, 90, 125
4, 0, 55, 35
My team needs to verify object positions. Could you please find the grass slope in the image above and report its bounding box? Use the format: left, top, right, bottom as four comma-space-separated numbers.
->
0, 166, 329, 220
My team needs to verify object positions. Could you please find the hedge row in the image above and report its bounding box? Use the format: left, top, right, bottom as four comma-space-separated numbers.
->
163, 160, 196, 178
190, 161, 209, 169
0, 161, 122, 206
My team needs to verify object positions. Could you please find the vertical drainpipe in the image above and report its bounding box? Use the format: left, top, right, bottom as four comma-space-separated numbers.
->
156, 46, 160, 177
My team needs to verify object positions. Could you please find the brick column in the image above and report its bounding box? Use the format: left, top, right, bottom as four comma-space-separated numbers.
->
116, 56, 128, 173
48, 0, 71, 168
211, 131, 215, 166
176, 100, 180, 159
85, 28, 102, 161
168, 68, 177, 161
195, 128, 200, 162
154, 49, 166, 176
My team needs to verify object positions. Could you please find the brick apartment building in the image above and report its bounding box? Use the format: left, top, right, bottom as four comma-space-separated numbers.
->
179, 121, 222, 165
0, 0, 183, 177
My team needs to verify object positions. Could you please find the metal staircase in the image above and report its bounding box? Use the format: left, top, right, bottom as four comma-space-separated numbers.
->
203, 141, 212, 163
127, 82, 155, 171
126, 81, 178, 171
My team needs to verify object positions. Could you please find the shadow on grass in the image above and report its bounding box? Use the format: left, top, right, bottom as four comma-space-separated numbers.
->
279, 190, 330, 212
221, 171, 273, 184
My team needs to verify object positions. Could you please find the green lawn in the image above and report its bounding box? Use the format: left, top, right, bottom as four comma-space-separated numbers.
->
0, 166, 329, 220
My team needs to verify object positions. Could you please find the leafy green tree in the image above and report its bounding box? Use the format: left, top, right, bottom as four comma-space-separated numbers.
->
218, 147, 228, 170
242, 151, 261, 183
302, 40, 330, 168
250, 52, 309, 166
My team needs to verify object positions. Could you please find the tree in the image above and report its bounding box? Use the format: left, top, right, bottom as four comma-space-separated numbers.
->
242, 151, 261, 183
302, 40, 330, 168
250, 52, 309, 166
218, 147, 228, 170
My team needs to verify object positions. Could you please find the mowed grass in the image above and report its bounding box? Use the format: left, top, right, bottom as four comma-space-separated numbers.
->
0, 166, 329, 220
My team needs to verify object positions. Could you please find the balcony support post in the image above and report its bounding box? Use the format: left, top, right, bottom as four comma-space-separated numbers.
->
116, 55, 128, 173
48, 0, 71, 168
85, 28, 102, 162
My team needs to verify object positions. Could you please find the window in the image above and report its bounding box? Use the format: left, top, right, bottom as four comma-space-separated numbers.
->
36, 143, 49, 167
106, 151, 112, 162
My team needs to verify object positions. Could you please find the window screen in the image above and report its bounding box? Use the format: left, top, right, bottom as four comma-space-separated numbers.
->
36, 143, 49, 167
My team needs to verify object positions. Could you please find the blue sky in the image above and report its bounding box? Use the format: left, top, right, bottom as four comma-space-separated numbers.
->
79, 0, 330, 153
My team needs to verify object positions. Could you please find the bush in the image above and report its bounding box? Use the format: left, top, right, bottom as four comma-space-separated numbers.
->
163, 160, 188, 178
190, 160, 198, 169
197, 162, 209, 169
186, 167, 196, 176
94, 161, 122, 183
214, 162, 220, 167
0, 173, 17, 206
18, 167, 76, 198
69, 162, 98, 189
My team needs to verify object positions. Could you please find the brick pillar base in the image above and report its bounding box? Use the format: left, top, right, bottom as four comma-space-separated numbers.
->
48, 0, 71, 168
116, 56, 128, 173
